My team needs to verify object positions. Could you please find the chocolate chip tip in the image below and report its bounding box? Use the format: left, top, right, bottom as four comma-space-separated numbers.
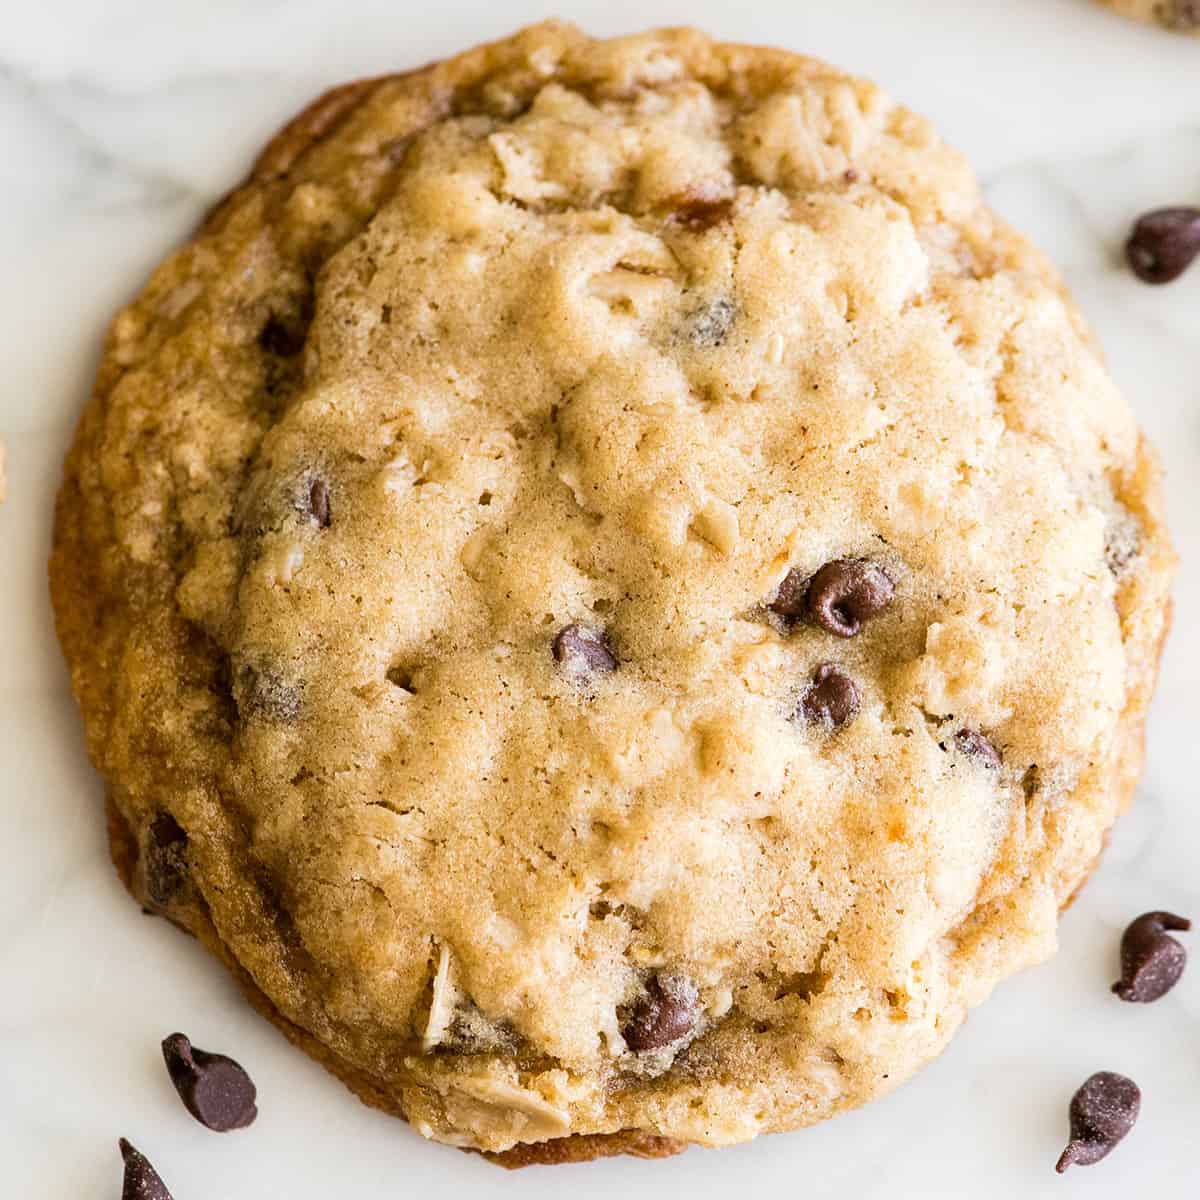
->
119, 1138, 174, 1200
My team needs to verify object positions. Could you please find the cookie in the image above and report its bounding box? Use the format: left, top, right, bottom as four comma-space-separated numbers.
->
51, 22, 1175, 1162
1097, 0, 1200, 32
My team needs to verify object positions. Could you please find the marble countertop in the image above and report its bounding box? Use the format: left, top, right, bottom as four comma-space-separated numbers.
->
2, 1, 1197, 1196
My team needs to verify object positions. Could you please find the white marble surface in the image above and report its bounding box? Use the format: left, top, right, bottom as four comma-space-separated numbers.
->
1, 1, 1197, 1196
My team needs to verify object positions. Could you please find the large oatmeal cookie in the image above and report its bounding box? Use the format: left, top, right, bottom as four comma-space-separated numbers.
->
51, 22, 1175, 1163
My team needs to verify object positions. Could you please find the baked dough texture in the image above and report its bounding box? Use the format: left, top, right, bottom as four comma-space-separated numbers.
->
1097, 0, 1200, 31
51, 23, 1175, 1162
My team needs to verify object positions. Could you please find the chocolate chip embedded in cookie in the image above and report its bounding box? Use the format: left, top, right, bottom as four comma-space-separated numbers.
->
621, 975, 700, 1053
953, 729, 1002, 769
552, 623, 618, 678
306, 478, 331, 529
50, 21, 1175, 1166
805, 559, 894, 638
142, 814, 189, 908
768, 558, 894, 636
798, 664, 860, 730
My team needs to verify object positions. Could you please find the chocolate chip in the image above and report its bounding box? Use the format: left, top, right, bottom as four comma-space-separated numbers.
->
621, 974, 699, 1053
552, 623, 617, 677
308, 478, 331, 529
162, 1032, 258, 1131
144, 813, 188, 907
686, 297, 736, 347
1055, 1072, 1141, 1173
1112, 910, 1191, 1003
767, 567, 809, 623
798, 663, 860, 730
233, 663, 302, 723
1125, 207, 1200, 285
668, 195, 734, 232
258, 314, 308, 357
954, 728, 1002, 769
1105, 528, 1139, 576
119, 1139, 174, 1200
805, 558, 894, 637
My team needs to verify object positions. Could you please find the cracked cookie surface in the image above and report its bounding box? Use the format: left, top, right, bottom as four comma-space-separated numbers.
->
51, 22, 1175, 1160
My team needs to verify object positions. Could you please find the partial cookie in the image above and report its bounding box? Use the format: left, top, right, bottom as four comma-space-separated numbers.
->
1097, 0, 1200, 32
52, 22, 1175, 1163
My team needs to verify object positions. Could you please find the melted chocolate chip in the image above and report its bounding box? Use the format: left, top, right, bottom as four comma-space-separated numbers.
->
805, 559, 894, 638
669, 195, 734, 232
258, 314, 308, 357
686, 298, 736, 347
162, 1032, 258, 1131
308, 478, 331, 529
799, 663, 860, 730
144, 814, 188, 907
119, 1139, 174, 1200
767, 568, 809, 623
1055, 1072, 1141, 1173
233, 664, 302, 723
622, 975, 699, 1053
552, 624, 617, 677
1125, 207, 1200, 285
954, 728, 1002, 769
1112, 911, 1191, 1003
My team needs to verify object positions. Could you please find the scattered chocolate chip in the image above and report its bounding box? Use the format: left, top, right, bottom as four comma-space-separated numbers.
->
622, 974, 699, 1053
767, 567, 809, 623
954, 728, 1002, 769
144, 813, 188, 907
1055, 1072, 1141, 1173
233, 663, 302, 723
1125, 207, 1200, 285
668, 195, 734, 232
798, 663, 861, 730
308, 478, 331, 529
1112, 911, 1191, 1003
119, 1139, 174, 1200
686, 297, 736, 347
552, 623, 617, 677
805, 558, 894, 637
162, 1032, 258, 1131
843, 167, 860, 183
258, 314, 308, 357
